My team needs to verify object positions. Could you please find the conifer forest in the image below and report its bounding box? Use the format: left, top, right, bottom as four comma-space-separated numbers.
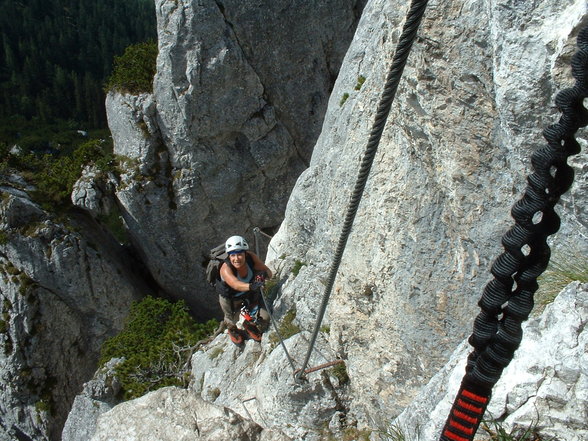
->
0, 0, 156, 149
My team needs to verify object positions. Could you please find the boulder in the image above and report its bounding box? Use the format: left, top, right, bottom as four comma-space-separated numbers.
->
391, 282, 588, 441
89, 386, 292, 441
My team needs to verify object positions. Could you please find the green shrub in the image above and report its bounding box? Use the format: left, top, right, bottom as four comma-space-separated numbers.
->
31, 138, 114, 210
99, 296, 218, 400
330, 361, 349, 385
2, 124, 115, 212
105, 41, 158, 94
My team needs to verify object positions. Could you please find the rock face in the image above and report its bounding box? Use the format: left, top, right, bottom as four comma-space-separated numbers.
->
0, 187, 149, 440
11, 0, 588, 439
61, 358, 124, 441
71, 166, 117, 218
105, 0, 366, 317
82, 325, 350, 441
266, 0, 587, 429
89, 386, 292, 441
392, 282, 588, 441
66, 284, 588, 441
190, 331, 345, 441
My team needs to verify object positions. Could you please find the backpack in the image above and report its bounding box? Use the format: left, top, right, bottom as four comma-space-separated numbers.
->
205, 243, 227, 286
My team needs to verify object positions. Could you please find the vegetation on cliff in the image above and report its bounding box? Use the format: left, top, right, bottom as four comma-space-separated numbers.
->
104, 41, 158, 95
99, 296, 218, 400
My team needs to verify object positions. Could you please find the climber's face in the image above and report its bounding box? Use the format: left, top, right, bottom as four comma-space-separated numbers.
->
229, 251, 245, 268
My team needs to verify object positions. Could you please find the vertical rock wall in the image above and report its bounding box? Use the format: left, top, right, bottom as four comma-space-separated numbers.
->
0, 189, 148, 440
106, 0, 366, 317
267, 0, 588, 427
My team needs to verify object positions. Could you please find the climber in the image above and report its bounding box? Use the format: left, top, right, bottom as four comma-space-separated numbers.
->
216, 235, 272, 344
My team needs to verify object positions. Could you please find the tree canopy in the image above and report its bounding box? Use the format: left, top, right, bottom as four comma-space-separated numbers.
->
0, 0, 156, 130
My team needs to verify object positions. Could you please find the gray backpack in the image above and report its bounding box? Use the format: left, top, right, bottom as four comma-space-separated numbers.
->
205, 243, 227, 286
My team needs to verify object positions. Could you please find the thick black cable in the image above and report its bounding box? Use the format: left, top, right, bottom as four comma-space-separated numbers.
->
296, 0, 429, 380
439, 25, 588, 441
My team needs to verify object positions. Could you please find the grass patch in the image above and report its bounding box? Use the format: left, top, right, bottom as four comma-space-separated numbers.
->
343, 428, 371, 441
292, 260, 306, 278
354, 75, 366, 90
263, 277, 280, 303
480, 419, 549, 440
269, 306, 300, 346
378, 424, 409, 441
535, 245, 588, 312
329, 361, 349, 385
210, 387, 221, 400
99, 296, 218, 401
339, 93, 350, 107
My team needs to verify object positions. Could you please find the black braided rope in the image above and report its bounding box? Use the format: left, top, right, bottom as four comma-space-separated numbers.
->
295, 0, 429, 379
439, 25, 588, 441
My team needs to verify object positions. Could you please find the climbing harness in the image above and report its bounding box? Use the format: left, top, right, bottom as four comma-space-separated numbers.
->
439, 26, 588, 441
295, 0, 429, 380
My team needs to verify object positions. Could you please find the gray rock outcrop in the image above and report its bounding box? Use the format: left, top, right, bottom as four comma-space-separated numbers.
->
105, 0, 366, 317
392, 282, 588, 441
89, 386, 292, 441
32, 0, 588, 439
61, 358, 124, 441
0, 188, 149, 440
190, 331, 344, 441
71, 166, 117, 218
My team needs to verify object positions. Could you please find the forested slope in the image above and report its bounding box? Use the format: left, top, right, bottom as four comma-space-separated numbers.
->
0, 0, 156, 133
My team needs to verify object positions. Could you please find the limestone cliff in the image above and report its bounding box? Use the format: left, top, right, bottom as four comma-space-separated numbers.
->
106, 0, 366, 317
4, 0, 587, 440
266, 0, 588, 427
65, 0, 587, 440
0, 182, 149, 440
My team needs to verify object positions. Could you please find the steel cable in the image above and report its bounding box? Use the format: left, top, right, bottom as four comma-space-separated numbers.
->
296, 0, 429, 379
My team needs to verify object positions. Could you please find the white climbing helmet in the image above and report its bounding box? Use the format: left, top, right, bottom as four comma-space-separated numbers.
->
225, 235, 249, 254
